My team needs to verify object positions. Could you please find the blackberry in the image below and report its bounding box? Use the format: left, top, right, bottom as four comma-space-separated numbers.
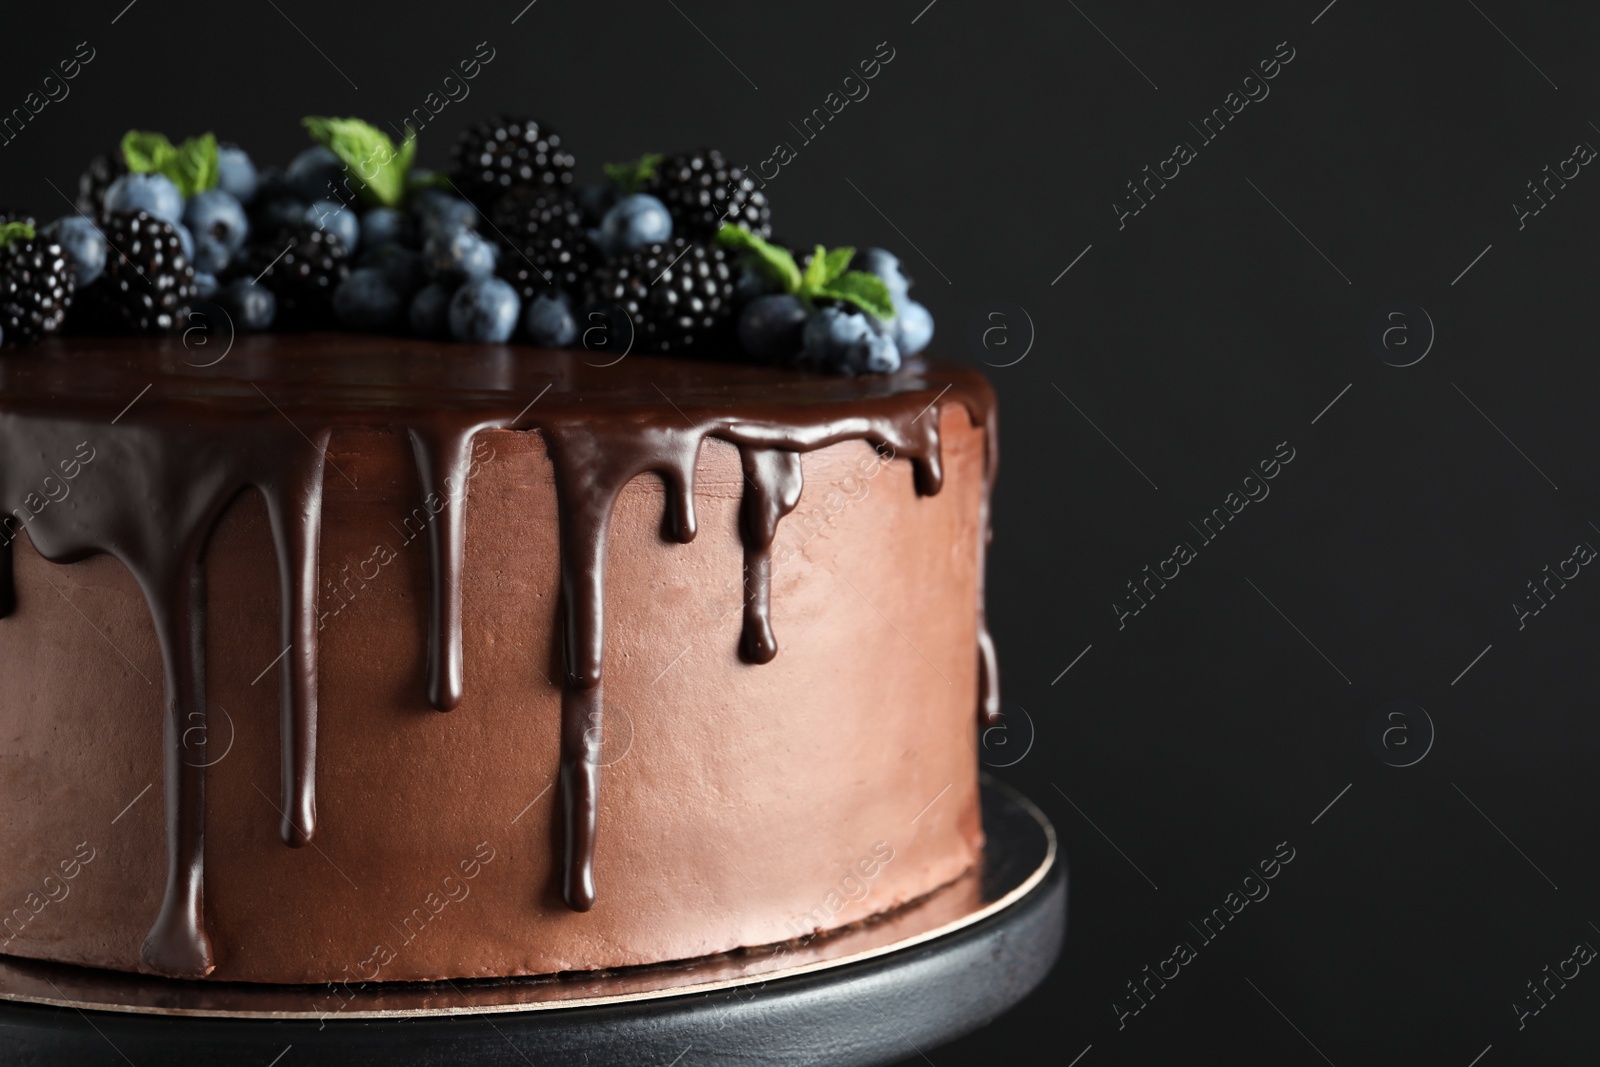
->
645, 149, 771, 239
450, 116, 574, 209
235, 223, 350, 329
76, 211, 194, 335
76, 152, 126, 218
587, 238, 734, 355
0, 227, 75, 345
489, 188, 596, 301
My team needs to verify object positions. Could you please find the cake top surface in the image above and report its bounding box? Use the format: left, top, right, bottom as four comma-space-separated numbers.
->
0, 335, 987, 426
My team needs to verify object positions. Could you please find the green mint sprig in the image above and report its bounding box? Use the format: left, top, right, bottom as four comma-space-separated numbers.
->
0, 222, 36, 249
718, 222, 802, 293
407, 169, 453, 192
302, 117, 417, 208
716, 224, 895, 320
603, 153, 663, 195
120, 130, 220, 198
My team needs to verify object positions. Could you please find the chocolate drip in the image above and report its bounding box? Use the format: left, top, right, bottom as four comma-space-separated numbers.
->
543, 422, 704, 909
659, 462, 698, 544
0, 337, 998, 970
407, 421, 500, 712
0, 409, 312, 975
258, 438, 331, 846
737, 447, 804, 664
140, 550, 215, 977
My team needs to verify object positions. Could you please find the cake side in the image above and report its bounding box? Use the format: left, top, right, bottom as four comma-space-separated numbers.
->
0, 402, 987, 983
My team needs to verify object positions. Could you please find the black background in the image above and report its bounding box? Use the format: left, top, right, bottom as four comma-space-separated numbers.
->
4, 1, 1600, 1064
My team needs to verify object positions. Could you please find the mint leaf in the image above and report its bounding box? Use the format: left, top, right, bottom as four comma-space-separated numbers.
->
822, 246, 855, 284
802, 245, 833, 293
118, 130, 220, 196
0, 222, 36, 249
302, 116, 413, 208
815, 271, 895, 320
407, 168, 452, 192
168, 133, 219, 197
716, 230, 892, 317
121, 130, 176, 175
716, 223, 803, 294
603, 153, 663, 195
714, 223, 759, 251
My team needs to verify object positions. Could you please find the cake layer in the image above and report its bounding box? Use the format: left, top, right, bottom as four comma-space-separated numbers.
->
0, 337, 996, 983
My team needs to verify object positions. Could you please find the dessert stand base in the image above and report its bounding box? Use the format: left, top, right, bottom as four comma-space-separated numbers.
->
0, 777, 1064, 1066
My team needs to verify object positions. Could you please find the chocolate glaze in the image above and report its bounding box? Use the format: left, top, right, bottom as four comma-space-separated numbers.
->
0, 335, 997, 976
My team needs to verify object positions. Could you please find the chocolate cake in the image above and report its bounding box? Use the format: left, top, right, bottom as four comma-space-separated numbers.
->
0, 335, 997, 984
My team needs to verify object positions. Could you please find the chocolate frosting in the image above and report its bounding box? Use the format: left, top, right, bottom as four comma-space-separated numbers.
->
0, 334, 997, 978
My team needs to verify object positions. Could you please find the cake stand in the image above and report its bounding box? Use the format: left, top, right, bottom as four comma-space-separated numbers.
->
0, 776, 1064, 1066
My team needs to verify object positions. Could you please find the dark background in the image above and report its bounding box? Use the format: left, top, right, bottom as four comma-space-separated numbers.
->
4, 0, 1600, 1063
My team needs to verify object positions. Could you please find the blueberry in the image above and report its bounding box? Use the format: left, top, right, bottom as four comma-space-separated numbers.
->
43, 216, 107, 287
733, 266, 775, 305
184, 189, 249, 253
424, 228, 496, 282
252, 167, 293, 204
173, 223, 196, 263
426, 207, 481, 243
849, 247, 910, 298
255, 197, 308, 232
103, 173, 184, 225
413, 191, 478, 240
862, 331, 902, 374
738, 294, 808, 363
803, 305, 872, 352
218, 278, 276, 332
192, 233, 231, 275
286, 145, 346, 203
360, 243, 424, 296
802, 306, 879, 374
361, 207, 413, 250
305, 199, 359, 254
334, 268, 404, 332
411, 187, 463, 216
216, 145, 259, 204
598, 194, 672, 256
814, 308, 901, 373
193, 272, 220, 301
523, 293, 578, 347
577, 182, 620, 225
851, 248, 899, 275
448, 277, 520, 343
893, 299, 933, 356
409, 283, 453, 338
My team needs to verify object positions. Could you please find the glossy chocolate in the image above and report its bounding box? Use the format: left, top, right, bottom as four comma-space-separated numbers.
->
0, 334, 997, 977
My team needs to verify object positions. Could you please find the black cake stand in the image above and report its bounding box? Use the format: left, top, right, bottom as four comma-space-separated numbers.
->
0, 777, 1064, 1067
